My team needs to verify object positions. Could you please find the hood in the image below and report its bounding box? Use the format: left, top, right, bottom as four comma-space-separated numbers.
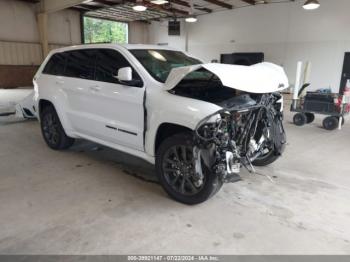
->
163, 62, 289, 93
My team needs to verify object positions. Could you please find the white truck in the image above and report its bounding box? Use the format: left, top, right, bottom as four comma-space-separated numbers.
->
33, 44, 288, 204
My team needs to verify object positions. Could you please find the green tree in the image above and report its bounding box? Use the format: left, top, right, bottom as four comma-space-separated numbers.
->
83, 17, 128, 44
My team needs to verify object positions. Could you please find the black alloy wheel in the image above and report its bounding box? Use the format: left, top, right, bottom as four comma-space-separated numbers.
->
156, 133, 223, 205
40, 105, 75, 150
162, 145, 204, 196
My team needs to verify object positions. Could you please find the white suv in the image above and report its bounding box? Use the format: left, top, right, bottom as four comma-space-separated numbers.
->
33, 44, 288, 204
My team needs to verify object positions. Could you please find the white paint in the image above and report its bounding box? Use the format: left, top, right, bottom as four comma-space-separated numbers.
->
148, 0, 350, 92
33, 44, 227, 160
0, 89, 33, 114
293, 61, 303, 100
164, 62, 289, 93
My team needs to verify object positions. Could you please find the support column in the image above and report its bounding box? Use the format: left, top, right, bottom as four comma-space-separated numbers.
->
37, 12, 49, 59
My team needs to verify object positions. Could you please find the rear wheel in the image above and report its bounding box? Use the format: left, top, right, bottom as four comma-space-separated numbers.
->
156, 132, 223, 205
40, 105, 75, 150
293, 113, 307, 126
322, 116, 339, 131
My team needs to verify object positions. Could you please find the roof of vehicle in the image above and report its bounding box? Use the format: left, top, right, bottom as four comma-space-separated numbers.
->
49, 43, 179, 54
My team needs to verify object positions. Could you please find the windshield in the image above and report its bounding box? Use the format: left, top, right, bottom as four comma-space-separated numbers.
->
130, 49, 210, 83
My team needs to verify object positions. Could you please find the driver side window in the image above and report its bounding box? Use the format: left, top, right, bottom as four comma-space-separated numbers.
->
95, 49, 143, 87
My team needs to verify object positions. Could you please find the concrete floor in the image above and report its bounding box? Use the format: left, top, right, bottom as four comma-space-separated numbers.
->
0, 112, 350, 255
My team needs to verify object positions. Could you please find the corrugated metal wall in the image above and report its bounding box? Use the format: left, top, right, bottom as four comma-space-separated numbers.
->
0, 41, 42, 65
0, 41, 68, 88
0, 41, 68, 66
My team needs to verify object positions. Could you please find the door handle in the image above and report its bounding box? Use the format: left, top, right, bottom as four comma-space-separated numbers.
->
89, 85, 101, 92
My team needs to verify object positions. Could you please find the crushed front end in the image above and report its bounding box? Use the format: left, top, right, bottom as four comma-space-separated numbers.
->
192, 92, 286, 184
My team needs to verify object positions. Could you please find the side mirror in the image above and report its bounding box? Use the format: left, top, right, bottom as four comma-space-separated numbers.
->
117, 67, 132, 82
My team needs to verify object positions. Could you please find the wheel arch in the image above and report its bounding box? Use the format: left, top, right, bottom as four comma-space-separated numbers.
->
154, 123, 193, 155
38, 99, 54, 118
38, 99, 74, 137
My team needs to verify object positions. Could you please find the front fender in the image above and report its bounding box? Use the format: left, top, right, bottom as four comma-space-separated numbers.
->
145, 91, 222, 156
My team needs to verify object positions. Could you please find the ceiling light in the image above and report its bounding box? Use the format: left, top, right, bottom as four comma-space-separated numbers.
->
133, 5, 147, 11
303, 0, 320, 10
185, 16, 197, 23
132, 0, 147, 11
150, 0, 168, 4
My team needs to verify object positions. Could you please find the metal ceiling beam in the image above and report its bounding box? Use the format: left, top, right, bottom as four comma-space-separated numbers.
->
170, 0, 212, 13
41, 0, 92, 13
17, 0, 40, 3
170, 0, 190, 7
141, 0, 189, 16
82, 0, 190, 21
194, 4, 212, 13
202, 0, 232, 9
78, 3, 102, 10
241, 0, 255, 4
71, 6, 90, 12
92, 0, 119, 7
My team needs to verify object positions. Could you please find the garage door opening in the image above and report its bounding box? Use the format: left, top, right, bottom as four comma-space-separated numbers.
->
83, 16, 128, 44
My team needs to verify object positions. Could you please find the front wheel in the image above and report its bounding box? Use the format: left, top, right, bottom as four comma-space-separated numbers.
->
156, 133, 223, 205
252, 149, 279, 166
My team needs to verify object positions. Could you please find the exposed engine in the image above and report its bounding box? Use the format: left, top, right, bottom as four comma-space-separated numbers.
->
192, 93, 286, 184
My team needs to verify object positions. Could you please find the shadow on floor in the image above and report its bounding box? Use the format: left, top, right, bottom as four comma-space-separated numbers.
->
70, 139, 158, 184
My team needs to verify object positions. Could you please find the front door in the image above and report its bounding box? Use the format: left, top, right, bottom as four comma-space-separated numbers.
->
339, 52, 350, 94
90, 48, 145, 151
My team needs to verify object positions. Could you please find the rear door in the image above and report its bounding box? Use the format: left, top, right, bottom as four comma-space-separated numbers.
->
61, 49, 98, 135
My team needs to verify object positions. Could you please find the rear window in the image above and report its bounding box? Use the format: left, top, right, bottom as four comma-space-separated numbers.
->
42, 53, 67, 75
65, 50, 95, 80
41, 48, 142, 87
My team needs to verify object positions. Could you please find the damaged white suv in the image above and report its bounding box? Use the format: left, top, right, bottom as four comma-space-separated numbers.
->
34, 44, 288, 204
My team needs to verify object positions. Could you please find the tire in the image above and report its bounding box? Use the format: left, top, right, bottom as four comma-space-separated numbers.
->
293, 113, 307, 126
252, 150, 279, 166
322, 116, 339, 131
40, 105, 75, 150
305, 113, 315, 124
155, 132, 223, 205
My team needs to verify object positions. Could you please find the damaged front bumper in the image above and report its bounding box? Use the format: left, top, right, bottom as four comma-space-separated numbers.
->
192, 93, 286, 184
